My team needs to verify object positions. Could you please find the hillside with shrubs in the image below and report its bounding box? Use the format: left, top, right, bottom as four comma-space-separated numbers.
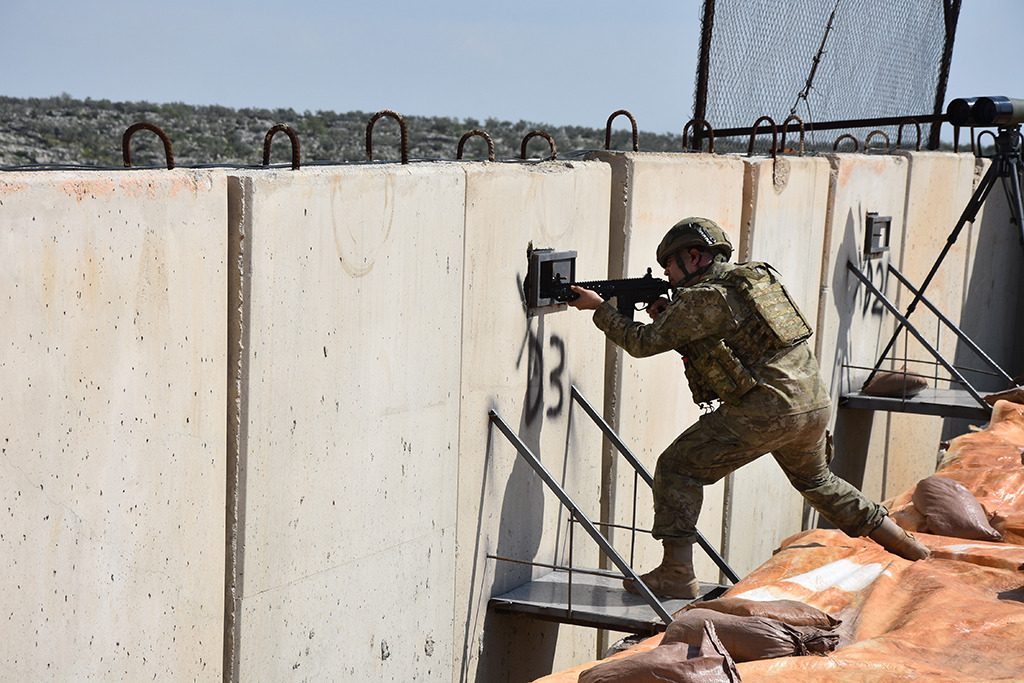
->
0, 94, 684, 168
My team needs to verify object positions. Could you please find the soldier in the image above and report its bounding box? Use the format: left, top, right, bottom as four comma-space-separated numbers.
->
568, 218, 929, 599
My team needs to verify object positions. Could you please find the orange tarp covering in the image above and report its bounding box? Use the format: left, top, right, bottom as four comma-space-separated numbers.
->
536, 400, 1024, 682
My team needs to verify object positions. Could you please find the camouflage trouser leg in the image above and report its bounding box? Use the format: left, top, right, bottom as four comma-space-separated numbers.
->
651, 406, 887, 543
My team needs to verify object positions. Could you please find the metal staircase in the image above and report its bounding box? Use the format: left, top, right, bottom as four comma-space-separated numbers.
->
840, 124, 1022, 420
841, 260, 1012, 420
486, 385, 737, 635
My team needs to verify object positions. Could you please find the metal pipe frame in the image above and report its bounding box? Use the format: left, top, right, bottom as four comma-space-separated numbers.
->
846, 261, 988, 409
712, 114, 944, 141
487, 409, 674, 624
569, 385, 740, 584
886, 263, 1013, 386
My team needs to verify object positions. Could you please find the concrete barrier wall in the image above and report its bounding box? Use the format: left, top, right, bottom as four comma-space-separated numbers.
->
454, 161, 610, 681
4, 149, 1020, 682
823, 152, 988, 504
226, 166, 466, 682
0, 171, 227, 680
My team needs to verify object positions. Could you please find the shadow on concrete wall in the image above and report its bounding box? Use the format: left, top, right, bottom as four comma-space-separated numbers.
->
460, 314, 564, 682
828, 208, 881, 507
944, 183, 1024, 441
460, 423, 559, 683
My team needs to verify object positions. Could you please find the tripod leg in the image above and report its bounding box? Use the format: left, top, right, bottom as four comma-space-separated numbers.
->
1007, 158, 1024, 247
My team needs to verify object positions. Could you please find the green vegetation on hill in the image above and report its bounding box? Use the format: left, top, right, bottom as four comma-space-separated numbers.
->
0, 94, 684, 168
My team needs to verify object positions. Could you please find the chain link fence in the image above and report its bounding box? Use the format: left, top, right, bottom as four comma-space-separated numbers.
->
693, 0, 959, 152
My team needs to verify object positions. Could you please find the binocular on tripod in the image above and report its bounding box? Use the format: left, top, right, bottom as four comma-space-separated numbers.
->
947, 96, 1024, 127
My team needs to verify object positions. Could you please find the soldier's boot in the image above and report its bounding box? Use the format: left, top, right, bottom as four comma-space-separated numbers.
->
623, 540, 700, 599
868, 516, 931, 561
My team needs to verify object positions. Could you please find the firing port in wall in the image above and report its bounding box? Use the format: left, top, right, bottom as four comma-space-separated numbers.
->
524, 248, 577, 315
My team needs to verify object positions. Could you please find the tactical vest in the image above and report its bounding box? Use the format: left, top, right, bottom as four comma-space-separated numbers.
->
680, 262, 812, 406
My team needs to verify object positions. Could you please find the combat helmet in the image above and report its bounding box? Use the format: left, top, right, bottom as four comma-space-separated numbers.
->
656, 217, 733, 267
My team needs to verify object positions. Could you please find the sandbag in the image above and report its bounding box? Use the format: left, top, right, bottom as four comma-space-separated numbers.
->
912, 475, 1004, 542
983, 386, 1024, 407
578, 621, 740, 683
862, 366, 928, 397
677, 597, 840, 630
664, 609, 839, 663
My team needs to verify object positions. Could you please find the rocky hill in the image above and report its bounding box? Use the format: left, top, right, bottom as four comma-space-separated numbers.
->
0, 94, 684, 168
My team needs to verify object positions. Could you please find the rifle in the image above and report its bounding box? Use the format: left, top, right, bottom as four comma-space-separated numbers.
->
550, 268, 671, 319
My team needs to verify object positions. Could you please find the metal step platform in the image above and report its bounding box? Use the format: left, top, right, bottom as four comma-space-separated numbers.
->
490, 569, 728, 635
840, 387, 995, 421
843, 260, 1013, 422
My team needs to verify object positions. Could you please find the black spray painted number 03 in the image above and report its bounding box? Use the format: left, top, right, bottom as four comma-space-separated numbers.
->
518, 326, 567, 425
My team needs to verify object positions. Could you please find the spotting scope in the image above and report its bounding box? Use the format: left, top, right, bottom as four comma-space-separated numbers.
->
947, 96, 1024, 127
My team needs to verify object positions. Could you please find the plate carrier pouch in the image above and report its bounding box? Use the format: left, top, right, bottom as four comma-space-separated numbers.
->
681, 263, 812, 406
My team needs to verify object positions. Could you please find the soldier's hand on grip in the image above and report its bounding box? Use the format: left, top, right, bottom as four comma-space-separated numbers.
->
646, 297, 670, 320
567, 286, 603, 311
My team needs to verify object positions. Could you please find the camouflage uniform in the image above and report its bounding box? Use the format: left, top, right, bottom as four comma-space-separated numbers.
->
593, 258, 887, 543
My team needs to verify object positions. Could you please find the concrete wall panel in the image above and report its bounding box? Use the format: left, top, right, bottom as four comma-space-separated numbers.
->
895, 152, 976, 359
827, 152, 977, 503
0, 171, 227, 680
585, 152, 745, 584
740, 156, 830, 311
228, 166, 465, 682
238, 529, 454, 680
817, 153, 910, 506
454, 161, 611, 681
957, 156, 1024, 404
726, 155, 831, 575
879, 151, 980, 495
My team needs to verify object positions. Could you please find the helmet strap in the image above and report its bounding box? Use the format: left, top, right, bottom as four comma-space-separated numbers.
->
674, 249, 713, 285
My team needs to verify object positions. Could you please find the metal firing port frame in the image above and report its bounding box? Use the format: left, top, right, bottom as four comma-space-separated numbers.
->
524, 248, 577, 314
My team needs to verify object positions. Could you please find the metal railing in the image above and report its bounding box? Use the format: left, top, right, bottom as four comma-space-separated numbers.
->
846, 260, 1011, 412
485, 384, 740, 627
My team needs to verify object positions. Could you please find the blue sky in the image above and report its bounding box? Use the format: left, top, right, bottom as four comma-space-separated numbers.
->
2, 1, 1020, 135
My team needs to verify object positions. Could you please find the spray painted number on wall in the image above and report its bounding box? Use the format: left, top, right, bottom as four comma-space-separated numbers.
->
517, 323, 567, 425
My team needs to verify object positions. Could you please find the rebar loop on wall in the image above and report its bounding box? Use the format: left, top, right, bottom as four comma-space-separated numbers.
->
25, 109, 978, 170
520, 130, 556, 160
122, 122, 174, 169
977, 130, 997, 157
747, 116, 778, 159
780, 115, 805, 156
833, 133, 859, 153
604, 110, 639, 151
262, 124, 300, 170
366, 110, 409, 164
682, 118, 715, 153
865, 130, 891, 154
952, 126, 978, 155
456, 130, 495, 161
897, 119, 921, 151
